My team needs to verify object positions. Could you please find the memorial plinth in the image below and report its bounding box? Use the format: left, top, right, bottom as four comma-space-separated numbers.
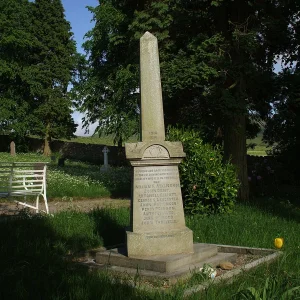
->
125, 142, 193, 257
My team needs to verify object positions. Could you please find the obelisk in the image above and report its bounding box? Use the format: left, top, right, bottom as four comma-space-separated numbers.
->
140, 31, 165, 142
125, 32, 194, 257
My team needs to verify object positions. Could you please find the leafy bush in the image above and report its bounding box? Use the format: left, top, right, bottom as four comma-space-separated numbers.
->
167, 127, 239, 215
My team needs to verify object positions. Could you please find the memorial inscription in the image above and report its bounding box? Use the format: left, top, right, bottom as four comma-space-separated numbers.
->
132, 166, 185, 232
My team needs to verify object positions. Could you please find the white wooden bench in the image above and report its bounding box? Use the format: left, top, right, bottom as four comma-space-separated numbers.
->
0, 162, 49, 214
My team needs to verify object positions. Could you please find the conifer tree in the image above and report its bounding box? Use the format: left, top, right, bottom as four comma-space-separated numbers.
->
30, 0, 77, 155
0, 0, 35, 143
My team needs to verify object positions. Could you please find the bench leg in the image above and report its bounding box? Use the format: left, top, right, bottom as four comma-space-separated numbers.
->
36, 195, 39, 213
41, 194, 49, 214
36, 194, 49, 214
14, 200, 40, 213
44, 197, 49, 214
14, 195, 49, 214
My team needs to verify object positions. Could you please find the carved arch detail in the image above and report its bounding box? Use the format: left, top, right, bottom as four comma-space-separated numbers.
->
142, 144, 169, 159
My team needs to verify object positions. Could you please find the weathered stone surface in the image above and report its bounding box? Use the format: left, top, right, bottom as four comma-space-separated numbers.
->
218, 261, 234, 270
125, 32, 193, 258
10, 141, 15, 156
142, 144, 169, 159
131, 165, 185, 232
127, 160, 194, 256
125, 141, 185, 159
127, 228, 193, 257
97, 243, 218, 273
100, 146, 110, 172
140, 32, 165, 141
89, 245, 280, 287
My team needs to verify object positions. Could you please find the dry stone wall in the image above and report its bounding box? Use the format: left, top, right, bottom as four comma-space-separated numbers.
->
0, 135, 126, 166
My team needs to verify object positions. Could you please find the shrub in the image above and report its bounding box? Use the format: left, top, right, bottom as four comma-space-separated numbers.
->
166, 126, 239, 215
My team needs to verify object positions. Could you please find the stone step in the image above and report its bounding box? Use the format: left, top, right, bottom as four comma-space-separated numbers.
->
96, 243, 218, 273
92, 252, 237, 284
169, 252, 237, 278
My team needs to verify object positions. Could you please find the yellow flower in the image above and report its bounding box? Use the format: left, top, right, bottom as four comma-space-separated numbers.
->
274, 237, 284, 249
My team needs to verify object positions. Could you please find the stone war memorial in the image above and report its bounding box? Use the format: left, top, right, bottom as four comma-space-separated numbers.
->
125, 31, 193, 257
95, 32, 278, 281
96, 31, 236, 278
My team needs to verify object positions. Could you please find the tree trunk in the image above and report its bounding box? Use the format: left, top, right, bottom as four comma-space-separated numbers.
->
223, 113, 249, 201
213, 0, 250, 201
43, 123, 51, 156
117, 137, 123, 166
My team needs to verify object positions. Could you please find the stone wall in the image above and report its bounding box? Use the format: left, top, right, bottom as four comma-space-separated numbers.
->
1, 135, 278, 169
50, 139, 127, 166
0, 135, 126, 166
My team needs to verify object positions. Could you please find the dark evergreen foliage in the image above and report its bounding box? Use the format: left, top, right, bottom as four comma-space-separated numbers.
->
264, 70, 300, 182
0, 0, 78, 155
75, 0, 299, 200
0, 0, 36, 139
30, 0, 77, 155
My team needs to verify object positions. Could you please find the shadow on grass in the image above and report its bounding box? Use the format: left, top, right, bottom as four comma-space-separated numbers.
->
0, 209, 151, 300
89, 208, 129, 249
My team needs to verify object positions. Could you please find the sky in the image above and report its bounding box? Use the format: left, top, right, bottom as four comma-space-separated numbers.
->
62, 0, 98, 136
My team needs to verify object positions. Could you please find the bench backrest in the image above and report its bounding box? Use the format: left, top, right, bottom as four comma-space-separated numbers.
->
0, 162, 47, 196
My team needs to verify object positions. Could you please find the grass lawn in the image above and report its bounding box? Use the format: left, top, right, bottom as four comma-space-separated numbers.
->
0, 132, 271, 202
0, 201, 299, 299
0, 153, 131, 200
0, 153, 299, 299
247, 131, 271, 156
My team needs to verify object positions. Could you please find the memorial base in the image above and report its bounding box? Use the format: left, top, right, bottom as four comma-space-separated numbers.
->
126, 227, 193, 257
88, 244, 279, 288
96, 243, 237, 275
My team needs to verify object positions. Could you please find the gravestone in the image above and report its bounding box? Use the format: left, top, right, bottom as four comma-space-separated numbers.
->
125, 32, 193, 257
100, 146, 110, 172
10, 141, 16, 156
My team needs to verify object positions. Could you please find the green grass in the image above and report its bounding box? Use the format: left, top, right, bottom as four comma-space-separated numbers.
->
0, 200, 299, 299
0, 152, 299, 298
0, 153, 131, 200
189, 201, 300, 248
247, 131, 271, 156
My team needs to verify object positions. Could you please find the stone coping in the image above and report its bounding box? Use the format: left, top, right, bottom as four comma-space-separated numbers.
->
183, 248, 282, 298
74, 243, 282, 296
